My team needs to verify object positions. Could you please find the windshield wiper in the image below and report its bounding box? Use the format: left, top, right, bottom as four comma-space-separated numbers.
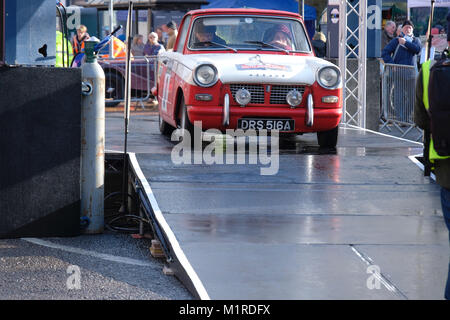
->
193, 41, 237, 53
244, 41, 289, 54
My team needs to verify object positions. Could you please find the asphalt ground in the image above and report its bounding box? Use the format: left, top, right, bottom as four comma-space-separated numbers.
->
0, 233, 193, 300
0, 107, 193, 300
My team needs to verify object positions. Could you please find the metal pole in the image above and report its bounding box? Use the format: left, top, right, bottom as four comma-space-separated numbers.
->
359, 0, 367, 128
425, 0, 436, 61
81, 38, 105, 234
298, 0, 304, 17
121, 1, 133, 214
109, 0, 114, 59
338, 0, 347, 123
423, 0, 435, 176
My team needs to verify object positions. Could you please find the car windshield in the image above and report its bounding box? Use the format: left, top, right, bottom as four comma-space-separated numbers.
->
188, 16, 311, 53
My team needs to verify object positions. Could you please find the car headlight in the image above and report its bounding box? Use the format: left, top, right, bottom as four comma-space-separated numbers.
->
193, 64, 218, 87
317, 66, 341, 89
235, 88, 251, 106
286, 89, 302, 107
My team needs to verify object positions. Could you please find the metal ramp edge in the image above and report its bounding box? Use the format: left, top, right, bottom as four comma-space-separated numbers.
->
128, 153, 210, 300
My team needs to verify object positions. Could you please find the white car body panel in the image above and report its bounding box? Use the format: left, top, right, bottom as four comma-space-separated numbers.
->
158, 52, 340, 87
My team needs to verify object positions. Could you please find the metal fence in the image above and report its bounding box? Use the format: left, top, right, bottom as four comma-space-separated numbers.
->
98, 55, 158, 109
380, 63, 423, 141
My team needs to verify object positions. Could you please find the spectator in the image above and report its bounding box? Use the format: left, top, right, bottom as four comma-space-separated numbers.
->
165, 21, 178, 51
131, 34, 145, 56
71, 25, 90, 55
144, 32, 165, 56
156, 27, 165, 46
382, 20, 421, 66
312, 31, 327, 58
382, 20, 421, 122
382, 20, 396, 50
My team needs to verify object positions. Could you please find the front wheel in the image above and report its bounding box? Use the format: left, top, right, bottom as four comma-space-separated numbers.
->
177, 97, 197, 148
317, 126, 339, 148
159, 112, 173, 136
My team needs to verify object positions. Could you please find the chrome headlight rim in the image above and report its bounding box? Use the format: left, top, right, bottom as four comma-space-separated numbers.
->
316, 65, 341, 90
193, 63, 219, 88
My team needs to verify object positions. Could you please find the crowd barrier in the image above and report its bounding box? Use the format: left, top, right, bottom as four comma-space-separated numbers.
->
380, 63, 423, 141
98, 55, 158, 108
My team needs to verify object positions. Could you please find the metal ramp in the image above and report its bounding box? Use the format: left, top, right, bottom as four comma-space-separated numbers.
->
111, 114, 449, 300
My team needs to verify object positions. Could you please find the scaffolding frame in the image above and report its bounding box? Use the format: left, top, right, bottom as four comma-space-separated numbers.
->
339, 0, 367, 128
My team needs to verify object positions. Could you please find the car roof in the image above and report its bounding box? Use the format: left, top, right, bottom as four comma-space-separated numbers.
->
186, 8, 303, 21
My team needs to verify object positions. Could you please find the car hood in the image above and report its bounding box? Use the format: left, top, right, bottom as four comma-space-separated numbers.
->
161, 52, 338, 86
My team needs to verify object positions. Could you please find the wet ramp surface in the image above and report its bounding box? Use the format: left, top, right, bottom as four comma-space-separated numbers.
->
108, 114, 449, 300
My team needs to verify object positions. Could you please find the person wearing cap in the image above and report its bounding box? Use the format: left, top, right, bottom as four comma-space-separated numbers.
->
165, 21, 178, 51
414, 12, 450, 300
382, 20, 421, 66
192, 23, 226, 47
266, 24, 293, 51
382, 20, 421, 122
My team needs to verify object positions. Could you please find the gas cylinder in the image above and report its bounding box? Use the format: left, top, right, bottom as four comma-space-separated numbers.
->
81, 38, 105, 234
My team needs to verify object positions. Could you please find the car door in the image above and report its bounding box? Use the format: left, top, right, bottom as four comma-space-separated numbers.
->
158, 56, 176, 124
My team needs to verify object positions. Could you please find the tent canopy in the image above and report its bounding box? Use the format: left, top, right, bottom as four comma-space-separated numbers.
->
202, 0, 317, 21
408, 0, 450, 8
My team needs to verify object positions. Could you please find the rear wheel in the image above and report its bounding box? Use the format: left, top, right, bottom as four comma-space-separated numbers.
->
317, 126, 339, 148
105, 72, 124, 107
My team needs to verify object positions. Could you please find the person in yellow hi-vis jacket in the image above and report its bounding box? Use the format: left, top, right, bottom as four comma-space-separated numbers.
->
56, 30, 73, 67
414, 13, 450, 300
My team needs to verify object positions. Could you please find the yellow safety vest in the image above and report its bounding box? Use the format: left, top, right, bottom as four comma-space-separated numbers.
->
422, 59, 450, 162
56, 31, 73, 67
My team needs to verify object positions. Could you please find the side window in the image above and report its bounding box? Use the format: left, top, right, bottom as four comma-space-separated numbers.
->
176, 15, 192, 53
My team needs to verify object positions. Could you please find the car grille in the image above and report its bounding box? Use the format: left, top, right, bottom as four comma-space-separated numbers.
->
229, 84, 265, 104
270, 85, 305, 104
229, 84, 305, 105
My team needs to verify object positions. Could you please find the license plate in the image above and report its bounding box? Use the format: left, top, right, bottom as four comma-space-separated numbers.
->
237, 118, 295, 131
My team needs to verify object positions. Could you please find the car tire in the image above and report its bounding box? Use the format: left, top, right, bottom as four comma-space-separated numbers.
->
105, 72, 124, 107
159, 112, 173, 136
179, 97, 195, 147
317, 126, 339, 148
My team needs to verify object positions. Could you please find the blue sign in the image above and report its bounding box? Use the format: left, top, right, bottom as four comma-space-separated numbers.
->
347, 0, 382, 58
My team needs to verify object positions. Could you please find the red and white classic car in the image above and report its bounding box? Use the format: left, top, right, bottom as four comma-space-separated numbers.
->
156, 8, 343, 147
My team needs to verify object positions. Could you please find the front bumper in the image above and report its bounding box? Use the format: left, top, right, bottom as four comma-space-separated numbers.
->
187, 103, 342, 133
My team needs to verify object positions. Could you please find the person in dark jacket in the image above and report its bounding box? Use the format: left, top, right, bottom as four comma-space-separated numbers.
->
312, 32, 326, 58
382, 20, 421, 66
414, 20, 450, 298
382, 20, 421, 122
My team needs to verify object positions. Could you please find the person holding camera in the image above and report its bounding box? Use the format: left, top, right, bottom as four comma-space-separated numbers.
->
382, 20, 421, 66
382, 20, 421, 123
